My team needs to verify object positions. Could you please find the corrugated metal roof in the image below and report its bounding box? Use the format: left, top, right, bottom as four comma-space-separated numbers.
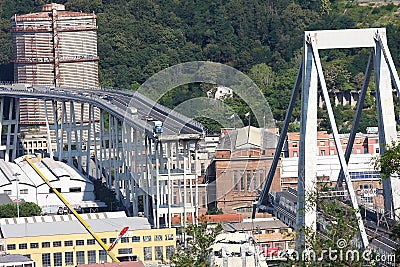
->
1, 216, 151, 238
0, 254, 34, 263
218, 126, 277, 151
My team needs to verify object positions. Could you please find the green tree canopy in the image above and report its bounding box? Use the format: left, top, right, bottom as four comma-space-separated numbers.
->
0, 202, 41, 218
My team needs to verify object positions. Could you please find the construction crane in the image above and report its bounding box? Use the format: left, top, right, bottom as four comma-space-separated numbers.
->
24, 156, 120, 263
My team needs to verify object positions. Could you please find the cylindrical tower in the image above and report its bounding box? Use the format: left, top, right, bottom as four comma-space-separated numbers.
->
11, 3, 99, 87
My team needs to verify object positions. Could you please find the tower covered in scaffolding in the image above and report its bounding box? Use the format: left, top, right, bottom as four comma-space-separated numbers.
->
11, 3, 99, 88
10, 3, 100, 157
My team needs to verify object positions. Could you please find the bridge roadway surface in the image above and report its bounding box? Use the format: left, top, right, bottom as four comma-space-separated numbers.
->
0, 84, 204, 140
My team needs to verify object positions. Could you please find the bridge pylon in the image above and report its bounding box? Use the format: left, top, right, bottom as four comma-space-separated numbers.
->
254, 28, 400, 251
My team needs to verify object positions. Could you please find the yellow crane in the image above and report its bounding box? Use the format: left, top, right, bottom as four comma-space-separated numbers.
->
24, 156, 120, 263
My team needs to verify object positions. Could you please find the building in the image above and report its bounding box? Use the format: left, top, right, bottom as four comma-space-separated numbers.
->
0, 155, 105, 214
207, 126, 280, 218
223, 218, 294, 252
0, 254, 35, 267
207, 86, 233, 100
280, 153, 384, 210
284, 131, 380, 158
11, 3, 100, 156
0, 212, 176, 266
211, 233, 268, 267
11, 3, 98, 88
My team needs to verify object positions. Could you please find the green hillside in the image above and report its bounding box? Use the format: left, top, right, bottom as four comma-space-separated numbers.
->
1, 0, 400, 133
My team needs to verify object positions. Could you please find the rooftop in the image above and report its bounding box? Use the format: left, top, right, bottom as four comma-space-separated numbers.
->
0, 254, 33, 263
0, 212, 151, 238
218, 126, 278, 151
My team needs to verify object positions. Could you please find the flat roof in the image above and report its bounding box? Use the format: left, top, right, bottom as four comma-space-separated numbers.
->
1, 216, 151, 238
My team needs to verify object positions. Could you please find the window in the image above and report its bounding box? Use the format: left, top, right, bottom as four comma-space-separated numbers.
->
42, 242, 50, 248
330, 149, 335, 155
143, 236, 151, 242
166, 245, 174, 260
69, 187, 81, 192
76, 240, 84, 246
30, 243, 38, 249
54, 252, 62, 266
356, 148, 361, 154
87, 239, 95, 245
155, 246, 163, 260
132, 236, 140, 242
144, 247, 152, 261
3, 190, 11, 195
320, 141, 325, 146
64, 240, 73, 247
49, 188, 62, 193
76, 251, 85, 265
202, 191, 206, 208
320, 150, 325, 156
101, 238, 107, 244
42, 253, 51, 267
99, 250, 107, 263
109, 238, 116, 244
293, 151, 298, 157
240, 171, 244, 191
253, 170, 258, 191
259, 170, 264, 188
292, 142, 297, 147
118, 237, 128, 243
53, 241, 61, 247
88, 250, 96, 264
19, 243, 27, 250
246, 170, 251, 191
7, 244, 15, 250
233, 171, 238, 191
154, 235, 162, 241
376, 148, 379, 153
65, 252, 73, 266
118, 248, 132, 254
20, 189, 28, 194
165, 234, 173, 240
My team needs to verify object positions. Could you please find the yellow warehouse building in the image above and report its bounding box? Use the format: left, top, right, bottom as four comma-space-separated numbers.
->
0, 212, 175, 267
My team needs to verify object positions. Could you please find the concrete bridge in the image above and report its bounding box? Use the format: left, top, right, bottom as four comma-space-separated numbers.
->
0, 84, 204, 228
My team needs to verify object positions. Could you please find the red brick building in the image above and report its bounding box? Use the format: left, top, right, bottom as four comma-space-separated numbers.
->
207, 126, 280, 218
285, 131, 380, 158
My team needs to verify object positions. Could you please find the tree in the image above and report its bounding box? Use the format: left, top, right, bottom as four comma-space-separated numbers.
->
373, 142, 400, 263
0, 202, 41, 218
170, 221, 222, 267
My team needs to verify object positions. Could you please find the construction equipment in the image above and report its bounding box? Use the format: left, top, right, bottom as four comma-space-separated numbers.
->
24, 156, 120, 263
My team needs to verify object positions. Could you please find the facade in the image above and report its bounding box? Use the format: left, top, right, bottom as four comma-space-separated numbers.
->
280, 155, 384, 210
0, 156, 105, 214
11, 3, 98, 88
207, 126, 280, 218
284, 131, 380, 158
0, 212, 175, 266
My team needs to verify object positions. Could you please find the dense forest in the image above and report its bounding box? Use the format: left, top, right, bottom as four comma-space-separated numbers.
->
2, 0, 400, 133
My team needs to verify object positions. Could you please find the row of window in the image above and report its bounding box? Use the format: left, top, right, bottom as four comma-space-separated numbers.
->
41, 250, 106, 267
7, 234, 174, 250
39, 246, 175, 266
3, 187, 82, 196
233, 170, 265, 192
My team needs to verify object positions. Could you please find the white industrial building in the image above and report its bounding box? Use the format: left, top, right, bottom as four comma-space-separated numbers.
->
0, 155, 105, 214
